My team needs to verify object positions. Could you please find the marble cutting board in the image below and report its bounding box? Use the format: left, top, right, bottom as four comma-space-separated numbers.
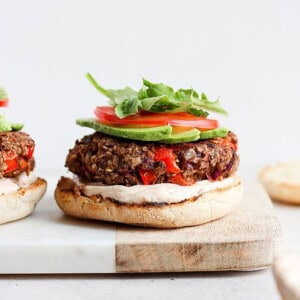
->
0, 177, 282, 273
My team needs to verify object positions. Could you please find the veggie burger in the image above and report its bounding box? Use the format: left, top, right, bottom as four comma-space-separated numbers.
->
0, 87, 47, 224
55, 74, 243, 228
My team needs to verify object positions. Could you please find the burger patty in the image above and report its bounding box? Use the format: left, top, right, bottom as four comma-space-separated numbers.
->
0, 131, 35, 178
66, 131, 239, 186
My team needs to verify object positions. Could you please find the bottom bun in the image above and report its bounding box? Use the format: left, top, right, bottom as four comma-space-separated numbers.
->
55, 176, 243, 228
0, 178, 47, 224
259, 161, 300, 205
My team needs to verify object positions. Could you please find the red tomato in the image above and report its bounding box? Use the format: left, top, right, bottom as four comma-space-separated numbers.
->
168, 114, 218, 130
94, 106, 218, 130
0, 99, 9, 107
95, 107, 165, 126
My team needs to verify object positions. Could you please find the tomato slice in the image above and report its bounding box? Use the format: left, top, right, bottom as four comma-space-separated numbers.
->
94, 106, 218, 131
95, 107, 166, 126
169, 116, 218, 130
0, 99, 9, 107
99, 120, 160, 128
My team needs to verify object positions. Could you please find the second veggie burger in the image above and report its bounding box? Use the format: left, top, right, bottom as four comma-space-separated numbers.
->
0, 87, 47, 224
55, 74, 243, 228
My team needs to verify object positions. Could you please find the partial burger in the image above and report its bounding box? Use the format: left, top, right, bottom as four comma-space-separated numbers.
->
55, 74, 243, 228
0, 87, 47, 224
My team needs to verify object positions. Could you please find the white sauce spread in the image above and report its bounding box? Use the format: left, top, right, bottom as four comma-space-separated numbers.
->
0, 172, 37, 195
81, 176, 236, 204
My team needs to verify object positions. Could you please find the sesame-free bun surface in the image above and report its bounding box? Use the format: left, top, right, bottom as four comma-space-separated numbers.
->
272, 254, 300, 300
0, 178, 47, 224
55, 176, 243, 228
259, 161, 300, 205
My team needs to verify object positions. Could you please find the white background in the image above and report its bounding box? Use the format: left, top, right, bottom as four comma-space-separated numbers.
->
1, 0, 300, 174
1, 2, 300, 299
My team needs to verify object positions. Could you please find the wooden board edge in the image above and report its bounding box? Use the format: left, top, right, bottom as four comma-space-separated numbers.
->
115, 236, 282, 273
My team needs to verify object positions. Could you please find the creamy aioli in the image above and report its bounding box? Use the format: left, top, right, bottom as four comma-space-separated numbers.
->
0, 172, 37, 195
82, 176, 237, 204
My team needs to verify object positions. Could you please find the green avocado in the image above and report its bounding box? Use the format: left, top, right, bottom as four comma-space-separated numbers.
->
199, 127, 228, 139
76, 118, 173, 141
0, 115, 12, 132
0, 116, 24, 132
11, 123, 24, 131
76, 119, 229, 143
160, 128, 200, 143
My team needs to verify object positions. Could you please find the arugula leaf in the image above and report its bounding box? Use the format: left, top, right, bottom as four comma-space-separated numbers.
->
139, 95, 176, 111
191, 93, 228, 116
115, 97, 140, 118
86, 74, 228, 118
0, 87, 8, 100
86, 73, 137, 106
142, 79, 177, 100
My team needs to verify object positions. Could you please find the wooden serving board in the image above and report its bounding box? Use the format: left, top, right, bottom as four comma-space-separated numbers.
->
116, 180, 282, 272
0, 177, 282, 274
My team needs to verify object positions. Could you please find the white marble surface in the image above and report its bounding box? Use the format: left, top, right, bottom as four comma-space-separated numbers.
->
0, 177, 116, 274
0, 169, 300, 299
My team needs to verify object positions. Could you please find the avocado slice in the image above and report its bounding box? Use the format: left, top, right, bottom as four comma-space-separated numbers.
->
11, 123, 24, 131
77, 119, 229, 143
0, 116, 24, 132
160, 128, 200, 143
76, 118, 172, 141
0, 116, 12, 132
199, 127, 228, 139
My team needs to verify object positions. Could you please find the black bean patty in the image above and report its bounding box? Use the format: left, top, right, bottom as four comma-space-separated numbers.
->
0, 131, 35, 178
66, 131, 239, 186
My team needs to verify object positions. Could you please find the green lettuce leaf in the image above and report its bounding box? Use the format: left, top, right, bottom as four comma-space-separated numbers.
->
86, 74, 228, 118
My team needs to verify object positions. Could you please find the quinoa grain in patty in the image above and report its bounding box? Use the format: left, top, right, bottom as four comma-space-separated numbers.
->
0, 131, 35, 178
66, 131, 239, 186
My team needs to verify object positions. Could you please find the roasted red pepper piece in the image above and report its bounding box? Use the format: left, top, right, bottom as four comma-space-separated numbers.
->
27, 145, 35, 159
138, 168, 156, 185
169, 173, 195, 186
3, 151, 18, 174
221, 138, 238, 152
2, 146, 34, 174
154, 147, 181, 173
